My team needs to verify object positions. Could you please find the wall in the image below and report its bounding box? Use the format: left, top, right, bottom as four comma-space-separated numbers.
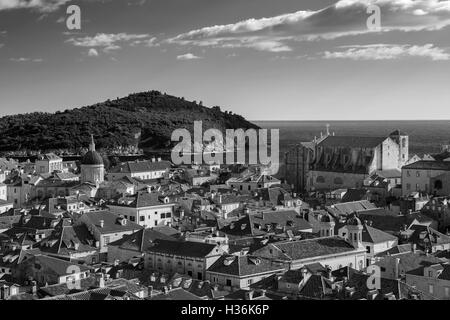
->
308, 170, 367, 190
108, 204, 174, 228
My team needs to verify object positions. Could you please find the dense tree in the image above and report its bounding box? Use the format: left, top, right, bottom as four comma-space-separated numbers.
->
0, 91, 258, 153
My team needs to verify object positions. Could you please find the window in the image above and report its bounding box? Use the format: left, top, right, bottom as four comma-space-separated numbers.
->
130, 216, 135, 222
226, 279, 232, 286
406, 183, 411, 190
247, 279, 253, 285
366, 246, 371, 254
445, 287, 450, 298
334, 177, 343, 185
316, 176, 325, 183
104, 236, 110, 245
140, 216, 145, 222
407, 171, 411, 177
416, 171, 420, 177
429, 284, 434, 295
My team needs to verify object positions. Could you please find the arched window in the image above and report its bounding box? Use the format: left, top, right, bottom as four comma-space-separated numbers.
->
316, 176, 325, 183
402, 138, 407, 148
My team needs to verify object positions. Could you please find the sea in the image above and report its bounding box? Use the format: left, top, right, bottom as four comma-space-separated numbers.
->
256, 120, 450, 157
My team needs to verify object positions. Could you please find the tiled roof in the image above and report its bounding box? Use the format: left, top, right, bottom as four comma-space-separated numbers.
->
358, 211, 433, 234
37, 153, 62, 161
257, 237, 358, 261
146, 239, 219, 258
298, 275, 332, 299
207, 255, 285, 277
148, 287, 203, 300
113, 192, 173, 208
79, 211, 143, 234
108, 228, 178, 252
319, 136, 387, 149
38, 223, 97, 255
110, 160, 172, 174
327, 200, 377, 217
402, 160, 450, 171
30, 255, 92, 276
249, 210, 312, 236
362, 224, 398, 244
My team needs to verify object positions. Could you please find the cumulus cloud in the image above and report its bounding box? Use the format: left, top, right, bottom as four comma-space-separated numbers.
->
167, 0, 450, 52
323, 43, 450, 60
87, 48, 99, 57
0, 0, 72, 12
65, 33, 153, 53
130, 37, 159, 47
176, 53, 202, 60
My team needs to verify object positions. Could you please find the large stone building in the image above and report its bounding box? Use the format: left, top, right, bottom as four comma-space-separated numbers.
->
284, 125, 331, 194
401, 161, 450, 196
308, 130, 408, 191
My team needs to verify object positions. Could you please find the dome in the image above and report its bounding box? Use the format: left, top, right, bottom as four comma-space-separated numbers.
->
347, 215, 362, 226
320, 214, 333, 223
82, 151, 104, 166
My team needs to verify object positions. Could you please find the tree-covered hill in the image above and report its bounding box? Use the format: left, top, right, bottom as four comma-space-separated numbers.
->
0, 91, 259, 153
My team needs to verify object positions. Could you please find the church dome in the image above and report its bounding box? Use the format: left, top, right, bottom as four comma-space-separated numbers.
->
320, 214, 333, 223
82, 151, 104, 166
81, 135, 103, 166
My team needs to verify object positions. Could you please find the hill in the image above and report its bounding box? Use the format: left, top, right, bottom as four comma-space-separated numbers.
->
0, 91, 259, 153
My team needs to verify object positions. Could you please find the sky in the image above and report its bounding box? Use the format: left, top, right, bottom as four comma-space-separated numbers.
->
0, 0, 449, 121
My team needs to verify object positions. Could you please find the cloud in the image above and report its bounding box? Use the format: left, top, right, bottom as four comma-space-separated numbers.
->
176, 53, 202, 60
323, 43, 450, 60
10, 57, 43, 62
130, 37, 159, 47
0, 0, 72, 12
167, 0, 450, 52
87, 48, 99, 57
66, 33, 153, 53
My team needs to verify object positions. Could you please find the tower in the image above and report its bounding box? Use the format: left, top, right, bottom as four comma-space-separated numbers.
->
318, 213, 335, 237
346, 214, 364, 249
80, 135, 105, 185
389, 130, 409, 168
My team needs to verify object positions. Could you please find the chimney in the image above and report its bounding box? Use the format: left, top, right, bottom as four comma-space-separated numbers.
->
412, 243, 417, 253
30, 280, 37, 295
157, 157, 162, 162
152, 158, 156, 163
394, 258, 401, 279
99, 220, 104, 228
244, 290, 254, 301
163, 286, 169, 295
367, 289, 378, 300
148, 285, 154, 297
95, 273, 105, 288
